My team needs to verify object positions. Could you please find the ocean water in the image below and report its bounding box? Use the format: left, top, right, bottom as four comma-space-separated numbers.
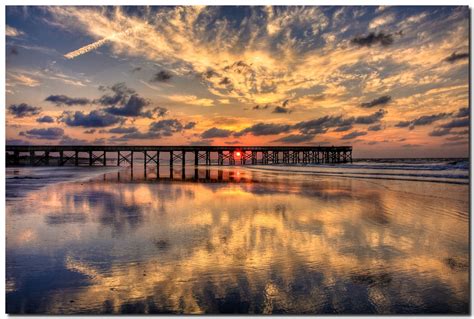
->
5, 159, 470, 314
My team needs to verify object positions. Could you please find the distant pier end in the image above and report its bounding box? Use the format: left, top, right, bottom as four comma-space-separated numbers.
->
5, 145, 352, 167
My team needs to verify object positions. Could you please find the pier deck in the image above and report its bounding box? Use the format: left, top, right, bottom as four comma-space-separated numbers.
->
6, 145, 352, 167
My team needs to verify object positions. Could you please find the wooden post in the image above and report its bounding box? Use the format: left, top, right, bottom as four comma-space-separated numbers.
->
182, 151, 186, 167
195, 151, 198, 166
30, 151, 35, 166
59, 151, 64, 166
144, 151, 147, 170
103, 151, 107, 166
170, 151, 173, 167
75, 151, 79, 166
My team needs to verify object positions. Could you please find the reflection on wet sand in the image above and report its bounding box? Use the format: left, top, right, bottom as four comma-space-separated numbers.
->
6, 167, 469, 314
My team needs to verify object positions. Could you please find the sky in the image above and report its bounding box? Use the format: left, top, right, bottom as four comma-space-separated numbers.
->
5, 6, 470, 158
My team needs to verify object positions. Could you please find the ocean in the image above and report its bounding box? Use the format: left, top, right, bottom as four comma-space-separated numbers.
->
5, 158, 470, 314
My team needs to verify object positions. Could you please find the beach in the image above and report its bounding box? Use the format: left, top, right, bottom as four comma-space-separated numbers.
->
5, 160, 469, 314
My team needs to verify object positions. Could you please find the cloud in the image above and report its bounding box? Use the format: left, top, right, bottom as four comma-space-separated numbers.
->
235, 123, 292, 137
36, 115, 55, 123
444, 52, 469, 63
341, 131, 367, 140
96, 83, 160, 118
45, 95, 91, 106
201, 127, 234, 139
149, 119, 194, 136
354, 109, 386, 124
440, 117, 469, 129
395, 112, 450, 129
368, 124, 382, 131
272, 106, 291, 114
455, 107, 469, 118
9, 73, 40, 87
151, 70, 173, 82
104, 94, 150, 117
351, 32, 394, 47
6, 25, 24, 37
108, 126, 139, 134
8, 103, 42, 118
167, 94, 214, 107
253, 105, 269, 110
19, 127, 64, 140
333, 125, 353, 132
60, 110, 123, 127
96, 82, 136, 106
84, 129, 96, 134
272, 134, 314, 143
360, 95, 391, 108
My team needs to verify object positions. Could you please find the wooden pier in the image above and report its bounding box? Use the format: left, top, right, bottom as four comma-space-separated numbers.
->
5, 145, 352, 167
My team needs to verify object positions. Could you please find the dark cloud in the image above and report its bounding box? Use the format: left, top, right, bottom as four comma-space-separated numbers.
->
253, 104, 269, 110
108, 126, 139, 134
455, 107, 469, 118
184, 122, 196, 129
36, 115, 55, 123
149, 119, 194, 136
395, 112, 449, 129
360, 95, 391, 108
429, 127, 451, 137
395, 121, 411, 128
368, 124, 382, 131
402, 144, 421, 148
45, 95, 90, 106
6, 139, 27, 145
272, 134, 314, 143
60, 110, 123, 128
96, 83, 160, 118
96, 82, 136, 106
84, 129, 96, 134
104, 94, 150, 117
341, 131, 367, 140
333, 125, 353, 132
219, 77, 231, 85
8, 103, 42, 118
354, 109, 386, 124
235, 123, 292, 136
201, 127, 234, 139
444, 52, 469, 63
203, 69, 218, 79
440, 118, 469, 129
19, 127, 64, 140
272, 106, 291, 114
151, 70, 173, 82
352, 32, 394, 47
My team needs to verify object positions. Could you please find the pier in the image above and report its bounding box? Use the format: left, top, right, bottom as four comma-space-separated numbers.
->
5, 145, 352, 167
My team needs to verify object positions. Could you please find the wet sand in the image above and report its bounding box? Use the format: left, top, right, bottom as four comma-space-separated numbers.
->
6, 166, 469, 314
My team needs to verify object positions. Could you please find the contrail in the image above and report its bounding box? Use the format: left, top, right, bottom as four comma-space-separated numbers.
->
64, 28, 135, 60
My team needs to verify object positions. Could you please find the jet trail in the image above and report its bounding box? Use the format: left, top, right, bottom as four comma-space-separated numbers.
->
64, 28, 135, 60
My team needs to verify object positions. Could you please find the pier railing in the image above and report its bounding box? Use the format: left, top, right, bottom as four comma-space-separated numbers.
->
5, 145, 352, 167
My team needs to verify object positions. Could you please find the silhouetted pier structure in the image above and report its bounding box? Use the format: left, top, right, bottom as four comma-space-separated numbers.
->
6, 145, 352, 167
